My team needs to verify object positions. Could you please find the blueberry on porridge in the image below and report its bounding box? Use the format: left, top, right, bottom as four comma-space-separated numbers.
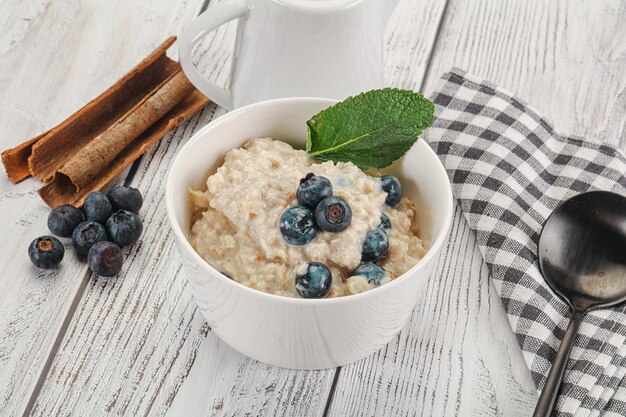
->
314, 196, 352, 232
348, 263, 389, 293
279, 205, 319, 245
380, 175, 403, 207
361, 227, 389, 263
378, 212, 392, 231
188, 138, 428, 298
295, 262, 332, 298
297, 173, 333, 208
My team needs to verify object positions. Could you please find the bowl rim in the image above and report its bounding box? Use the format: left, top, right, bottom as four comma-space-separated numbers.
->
165, 96, 453, 305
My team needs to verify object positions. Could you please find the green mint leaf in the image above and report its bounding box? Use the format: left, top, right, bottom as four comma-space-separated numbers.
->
306, 88, 435, 169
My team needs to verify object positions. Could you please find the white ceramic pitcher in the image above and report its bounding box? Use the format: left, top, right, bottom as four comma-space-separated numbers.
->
179, 0, 400, 110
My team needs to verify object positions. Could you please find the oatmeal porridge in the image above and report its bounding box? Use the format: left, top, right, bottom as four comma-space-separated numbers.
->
189, 138, 428, 298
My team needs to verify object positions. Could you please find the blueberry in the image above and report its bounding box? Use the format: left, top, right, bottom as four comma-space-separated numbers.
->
296, 173, 333, 208
378, 212, 391, 231
28, 236, 64, 269
72, 221, 107, 255
380, 175, 403, 206
361, 228, 389, 263
88, 241, 123, 277
350, 263, 388, 286
280, 206, 319, 245
105, 210, 143, 247
314, 196, 352, 232
295, 262, 332, 298
83, 191, 112, 223
107, 186, 143, 214
47, 204, 84, 237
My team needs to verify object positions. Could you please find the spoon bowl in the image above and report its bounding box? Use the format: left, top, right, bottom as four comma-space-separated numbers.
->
539, 191, 626, 311
533, 190, 626, 416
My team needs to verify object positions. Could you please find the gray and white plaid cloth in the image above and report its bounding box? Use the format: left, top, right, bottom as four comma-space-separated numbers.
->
426, 69, 626, 416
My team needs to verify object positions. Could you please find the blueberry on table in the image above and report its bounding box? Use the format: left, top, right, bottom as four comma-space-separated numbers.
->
380, 175, 403, 207
107, 186, 143, 214
350, 263, 388, 286
83, 191, 113, 223
72, 221, 107, 255
105, 210, 143, 247
47, 204, 84, 237
279, 205, 319, 245
28, 236, 64, 269
361, 228, 389, 263
378, 212, 391, 231
88, 241, 123, 277
314, 196, 352, 232
295, 262, 332, 298
297, 173, 333, 208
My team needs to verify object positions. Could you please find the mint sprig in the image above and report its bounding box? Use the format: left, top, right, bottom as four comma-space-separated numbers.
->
306, 88, 435, 169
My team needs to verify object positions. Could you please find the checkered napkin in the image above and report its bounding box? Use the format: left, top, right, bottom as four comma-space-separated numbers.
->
425, 69, 626, 416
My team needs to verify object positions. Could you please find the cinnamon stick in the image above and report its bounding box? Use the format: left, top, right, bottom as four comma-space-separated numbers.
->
58, 70, 194, 192
1, 132, 47, 183
1, 36, 211, 208
2, 37, 178, 184
38, 87, 208, 207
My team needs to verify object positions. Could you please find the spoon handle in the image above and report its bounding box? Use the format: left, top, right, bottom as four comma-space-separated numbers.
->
533, 310, 584, 417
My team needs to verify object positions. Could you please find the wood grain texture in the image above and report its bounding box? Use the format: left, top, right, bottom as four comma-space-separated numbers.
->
384, 0, 450, 90
29, 110, 336, 417
3, 0, 624, 416
329, 0, 626, 416
0, 1, 203, 416
22, 1, 333, 416
422, 0, 626, 147
22, 0, 454, 416
328, 208, 537, 416
28, 107, 333, 417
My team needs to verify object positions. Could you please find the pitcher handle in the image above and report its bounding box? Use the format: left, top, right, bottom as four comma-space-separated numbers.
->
179, 0, 249, 110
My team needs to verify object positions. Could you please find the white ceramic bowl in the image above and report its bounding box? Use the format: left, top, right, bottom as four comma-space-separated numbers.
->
165, 97, 453, 370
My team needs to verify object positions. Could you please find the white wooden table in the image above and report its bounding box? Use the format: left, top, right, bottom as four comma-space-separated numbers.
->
1, 0, 624, 416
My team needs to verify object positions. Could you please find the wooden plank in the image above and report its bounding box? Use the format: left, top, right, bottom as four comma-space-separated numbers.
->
26, 0, 451, 415
0, 1, 204, 416
24, 2, 336, 413
384, 0, 450, 90
328, 208, 537, 416
25, 106, 331, 417
422, 0, 626, 148
328, 0, 626, 415
19, 0, 334, 415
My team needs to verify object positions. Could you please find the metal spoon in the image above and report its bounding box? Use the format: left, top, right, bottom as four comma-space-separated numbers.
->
533, 190, 626, 417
